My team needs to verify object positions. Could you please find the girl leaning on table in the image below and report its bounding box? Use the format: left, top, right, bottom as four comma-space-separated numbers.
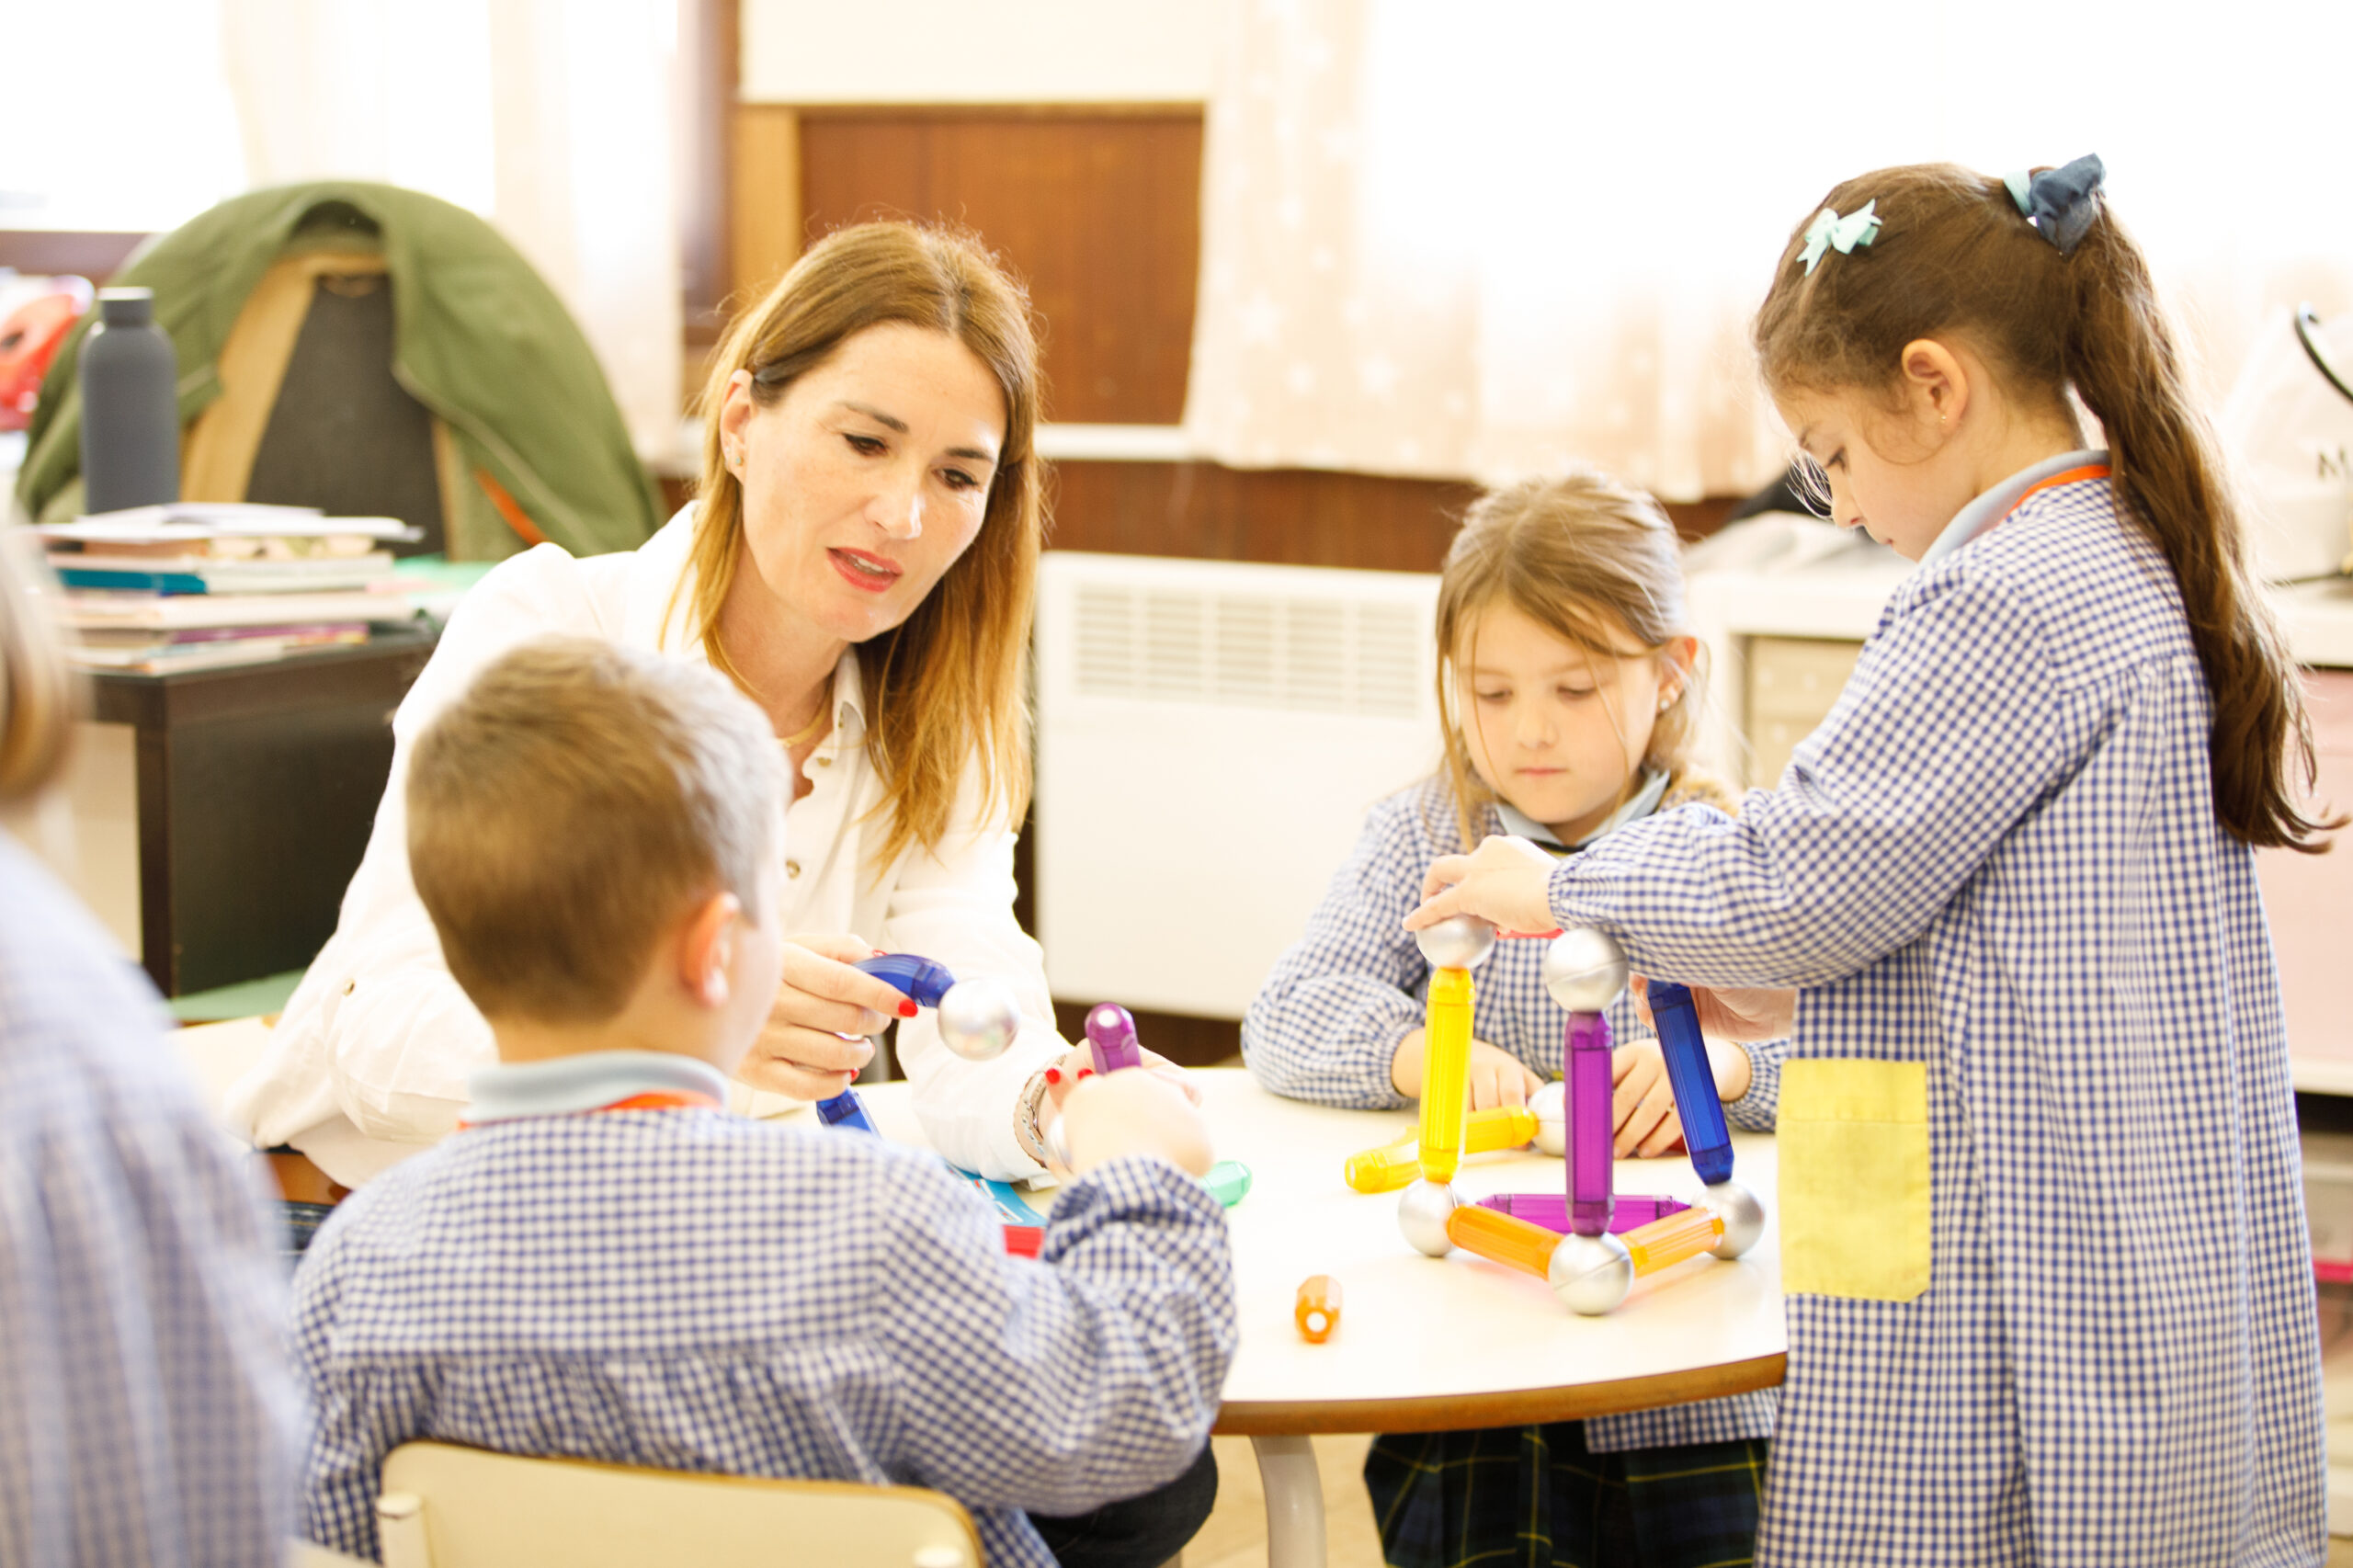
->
1409, 158, 2338, 1566
1242, 472, 1781, 1568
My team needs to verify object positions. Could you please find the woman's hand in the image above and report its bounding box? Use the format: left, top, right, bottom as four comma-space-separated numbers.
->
1630, 973, 1797, 1042
1058, 1070, 1214, 1177
733, 933, 913, 1100
1404, 835, 1558, 940
1390, 1028, 1544, 1111
1608, 1035, 1754, 1157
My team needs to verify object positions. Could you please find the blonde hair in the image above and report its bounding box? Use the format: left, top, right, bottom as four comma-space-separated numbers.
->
406, 636, 786, 1024
1434, 473, 1705, 849
1755, 162, 2336, 852
681, 222, 1043, 872
0, 525, 79, 805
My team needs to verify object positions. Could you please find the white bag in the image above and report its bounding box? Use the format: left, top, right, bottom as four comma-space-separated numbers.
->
2219, 305, 2353, 582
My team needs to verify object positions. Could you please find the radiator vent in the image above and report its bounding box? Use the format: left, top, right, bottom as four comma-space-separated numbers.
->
1073, 583, 1423, 717
1039, 552, 1441, 1018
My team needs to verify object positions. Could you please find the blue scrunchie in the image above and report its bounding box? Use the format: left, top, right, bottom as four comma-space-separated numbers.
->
2003, 154, 2105, 256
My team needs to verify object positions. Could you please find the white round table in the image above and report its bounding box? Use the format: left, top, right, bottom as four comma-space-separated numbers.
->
173, 1027, 1788, 1568
858, 1067, 1788, 1568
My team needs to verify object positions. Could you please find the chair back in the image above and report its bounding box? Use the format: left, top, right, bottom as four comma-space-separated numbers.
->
375, 1441, 983, 1568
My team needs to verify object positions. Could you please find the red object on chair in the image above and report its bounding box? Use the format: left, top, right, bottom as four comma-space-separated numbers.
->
0, 289, 89, 432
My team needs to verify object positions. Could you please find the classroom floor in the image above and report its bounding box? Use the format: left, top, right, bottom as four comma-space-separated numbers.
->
1189, 1295, 2353, 1568
2325, 1279, 2353, 1565
1190, 1435, 1384, 1568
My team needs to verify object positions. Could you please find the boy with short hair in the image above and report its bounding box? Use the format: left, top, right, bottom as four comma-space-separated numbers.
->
291, 636, 1233, 1568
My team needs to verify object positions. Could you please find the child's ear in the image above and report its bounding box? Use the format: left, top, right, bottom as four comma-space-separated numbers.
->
1656, 635, 1700, 708
1898, 338, 1970, 437
677, 892, 743, 1008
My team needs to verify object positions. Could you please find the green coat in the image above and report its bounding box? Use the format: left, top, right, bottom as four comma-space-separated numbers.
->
17, 181, 661, 560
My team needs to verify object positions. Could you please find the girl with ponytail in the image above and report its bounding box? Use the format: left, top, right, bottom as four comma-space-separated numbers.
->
1404, 158, 2333, 1563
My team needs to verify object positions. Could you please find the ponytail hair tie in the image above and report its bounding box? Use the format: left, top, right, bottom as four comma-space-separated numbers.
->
2003, 154, 2105, 256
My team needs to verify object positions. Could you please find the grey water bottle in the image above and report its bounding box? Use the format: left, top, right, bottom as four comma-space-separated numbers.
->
78, 287, 179, 514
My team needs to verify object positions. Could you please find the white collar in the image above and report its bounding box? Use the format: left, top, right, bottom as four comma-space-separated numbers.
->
1494, 767, 1672, 853
1917, 449, 2109, 570
464, 1050, 730, 1123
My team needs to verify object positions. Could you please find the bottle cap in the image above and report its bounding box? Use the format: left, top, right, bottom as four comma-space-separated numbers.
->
97, 288, 155, 326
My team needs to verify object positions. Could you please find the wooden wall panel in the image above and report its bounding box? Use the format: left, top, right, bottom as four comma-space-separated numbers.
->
1048, 462, 1741, 573
730, 105, 805, 310
0, 232, 146, 281
1050, 460, 1477, 572
796, 108, 1202, 426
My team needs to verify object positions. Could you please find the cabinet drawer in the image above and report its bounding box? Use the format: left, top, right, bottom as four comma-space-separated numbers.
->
1745, 637, 1863, 787
2257, 670, 2353, 1079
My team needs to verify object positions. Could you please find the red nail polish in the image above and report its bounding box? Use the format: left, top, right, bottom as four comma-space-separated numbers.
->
1044, 1067, 1063, 1085
1075, 1067, 1095, 1081
898, 1000, 918, 1018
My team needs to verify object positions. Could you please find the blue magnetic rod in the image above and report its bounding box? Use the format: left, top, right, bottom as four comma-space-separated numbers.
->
1645, 981, 1735, 1186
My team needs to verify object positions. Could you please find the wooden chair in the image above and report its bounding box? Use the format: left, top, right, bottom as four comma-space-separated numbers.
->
371, 1441, 983, 1568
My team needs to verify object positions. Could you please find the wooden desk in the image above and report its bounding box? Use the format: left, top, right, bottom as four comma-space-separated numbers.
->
170, 1027, 1787, 1568
86, 631, 435, 995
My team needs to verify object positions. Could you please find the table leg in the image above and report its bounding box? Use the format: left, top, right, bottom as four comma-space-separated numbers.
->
1250, 1434, 1326, 1568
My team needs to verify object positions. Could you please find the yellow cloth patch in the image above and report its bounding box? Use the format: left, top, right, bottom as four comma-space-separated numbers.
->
1777, 1059, 1931, 1301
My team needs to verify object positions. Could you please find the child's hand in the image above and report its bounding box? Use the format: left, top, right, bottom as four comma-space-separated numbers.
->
1390, 1029, 1544, 1110
1629, 973, 1797, 1042
1040, 1043, 1202, 1114
1609, 1036, 1755, 1158
1057, 1069, 1214, 1177
733, 934, 899, 1099
1404, 835, 1557, 940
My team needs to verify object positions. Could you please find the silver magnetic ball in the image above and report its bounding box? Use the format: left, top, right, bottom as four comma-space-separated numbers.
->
1541, 928, 1630, 1014
936, 976, 1021, 1061
1528, 1079, 1565, 1156
1548, 1231, 1634, 1316
1700, 1180, 1766, 1260
1415, 915, 1497, 972
1398, 1177, 1460, 1257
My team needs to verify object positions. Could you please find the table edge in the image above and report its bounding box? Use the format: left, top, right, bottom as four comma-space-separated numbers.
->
1211, 1353, 1787, 1437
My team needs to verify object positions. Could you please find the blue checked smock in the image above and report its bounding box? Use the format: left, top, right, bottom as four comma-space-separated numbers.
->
290, 1055, 1235, 1568
1242, 773, 1783, 1453
0, 834, 298, 1566
1545, 467, 2325, 1565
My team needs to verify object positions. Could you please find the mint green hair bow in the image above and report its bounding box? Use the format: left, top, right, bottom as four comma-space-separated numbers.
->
1799, 200, 1881, 274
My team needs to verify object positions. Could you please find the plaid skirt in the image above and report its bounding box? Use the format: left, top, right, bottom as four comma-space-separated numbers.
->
1364, 1423, 1767, 1568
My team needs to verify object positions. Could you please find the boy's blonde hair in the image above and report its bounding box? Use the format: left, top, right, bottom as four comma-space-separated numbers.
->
1434, 472, 1706, 849
407, 637, 786, 1024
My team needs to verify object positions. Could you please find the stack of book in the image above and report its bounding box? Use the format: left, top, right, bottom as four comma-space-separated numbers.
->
39, 503, 423, 674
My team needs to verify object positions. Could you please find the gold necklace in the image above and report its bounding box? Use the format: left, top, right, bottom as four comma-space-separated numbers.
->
779, 672, 835, 749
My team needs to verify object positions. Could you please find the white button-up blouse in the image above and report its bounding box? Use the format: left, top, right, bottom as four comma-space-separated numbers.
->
225, 506, 1068, 1186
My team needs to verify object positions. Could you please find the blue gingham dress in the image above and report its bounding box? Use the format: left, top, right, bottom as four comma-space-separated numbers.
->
0, 835, 298, 1567
291, 1106, 1235, 1567
1546, 475, 2325, 1565
1243, 774, 1783, 1452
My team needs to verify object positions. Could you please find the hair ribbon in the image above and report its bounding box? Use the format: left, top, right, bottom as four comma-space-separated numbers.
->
2003, 154, 2105, 256
1799, 201, 1881, 275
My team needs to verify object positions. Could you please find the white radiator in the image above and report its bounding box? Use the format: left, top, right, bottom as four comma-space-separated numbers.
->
1035, 551, 1442, 1019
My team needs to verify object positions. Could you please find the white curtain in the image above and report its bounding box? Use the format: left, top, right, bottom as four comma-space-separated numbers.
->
220, 0, 681, 459
1185, 0, 2353, 499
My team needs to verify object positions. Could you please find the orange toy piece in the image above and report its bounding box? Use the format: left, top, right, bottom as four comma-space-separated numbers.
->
1445, 1203, 1563, 1278
1294, 1275, 1343, 1342
1621, 1208, 1725, 1277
